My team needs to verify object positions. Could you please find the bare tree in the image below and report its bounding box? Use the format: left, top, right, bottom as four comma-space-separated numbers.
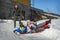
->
56, 6, 60, 13
46, 8, 52, 13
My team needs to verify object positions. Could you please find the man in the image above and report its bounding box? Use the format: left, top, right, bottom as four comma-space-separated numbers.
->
13, 5, 22, 28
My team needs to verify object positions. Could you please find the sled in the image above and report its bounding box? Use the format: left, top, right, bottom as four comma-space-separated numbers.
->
13, 19, 51, 34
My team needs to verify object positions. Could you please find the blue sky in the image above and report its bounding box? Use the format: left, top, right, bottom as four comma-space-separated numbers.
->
31, 0, 60, 15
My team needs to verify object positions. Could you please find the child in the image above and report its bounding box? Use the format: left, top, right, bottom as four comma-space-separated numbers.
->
27, 20, 32, 33
13, 25, 27, 34
27, 20, 37, 33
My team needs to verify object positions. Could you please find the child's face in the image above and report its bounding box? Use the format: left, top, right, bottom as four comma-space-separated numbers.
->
15, 5, 18, 8
27, 22, 30, 25
20, 26, 25, 30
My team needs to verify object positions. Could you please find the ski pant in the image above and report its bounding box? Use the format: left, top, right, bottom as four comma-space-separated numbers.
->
14, 16, 21, 28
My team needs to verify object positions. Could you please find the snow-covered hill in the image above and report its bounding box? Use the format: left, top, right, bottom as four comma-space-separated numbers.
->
0, 19, 60, 40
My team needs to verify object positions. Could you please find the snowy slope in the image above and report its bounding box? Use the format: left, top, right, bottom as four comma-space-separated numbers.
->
0, 19, 60, 40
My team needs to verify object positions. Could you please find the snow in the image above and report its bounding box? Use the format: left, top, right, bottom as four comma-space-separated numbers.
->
0, 19, 60, 40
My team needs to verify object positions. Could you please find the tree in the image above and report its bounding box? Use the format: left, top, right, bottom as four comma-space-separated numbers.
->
56, 6, 60, 13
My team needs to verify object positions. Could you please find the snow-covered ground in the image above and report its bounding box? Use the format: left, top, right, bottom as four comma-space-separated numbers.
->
0, 19, 60, 40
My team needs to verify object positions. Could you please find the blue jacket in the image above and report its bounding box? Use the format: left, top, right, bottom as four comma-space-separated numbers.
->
14, 26, 27, 33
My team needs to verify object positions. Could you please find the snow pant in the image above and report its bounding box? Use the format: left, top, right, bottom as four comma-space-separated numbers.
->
14, 16, 21, 28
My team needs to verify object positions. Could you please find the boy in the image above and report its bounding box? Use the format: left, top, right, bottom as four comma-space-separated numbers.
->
13, 25, 27, 34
